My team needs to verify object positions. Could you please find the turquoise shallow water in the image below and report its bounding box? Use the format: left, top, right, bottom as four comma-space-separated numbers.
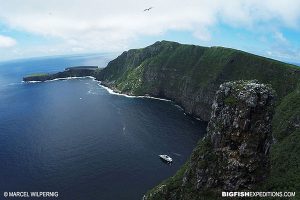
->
0, 55, 207, 200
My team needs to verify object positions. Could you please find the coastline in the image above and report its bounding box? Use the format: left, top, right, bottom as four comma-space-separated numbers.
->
23, 76, 203, 121
22, 76, 96, 83
97, 81, 203, 121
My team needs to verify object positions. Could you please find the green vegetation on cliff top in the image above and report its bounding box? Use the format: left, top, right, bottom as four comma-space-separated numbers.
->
24, 73, 49, 78
98, 41, 299, 100
262, 84, 300, 192
95, 41, 300, 198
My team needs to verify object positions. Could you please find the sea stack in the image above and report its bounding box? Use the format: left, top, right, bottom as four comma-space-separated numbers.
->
144, 80, 276, 199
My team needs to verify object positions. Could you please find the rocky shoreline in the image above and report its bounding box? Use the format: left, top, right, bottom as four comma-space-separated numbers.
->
23, 40, 300, 199
23, 66, 99, 82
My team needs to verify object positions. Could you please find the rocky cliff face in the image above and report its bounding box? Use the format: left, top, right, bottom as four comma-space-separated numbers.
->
95, 41, 299, 121
95, 41, 299, 194
144, 80, 276, 200
22, 41, 300, 194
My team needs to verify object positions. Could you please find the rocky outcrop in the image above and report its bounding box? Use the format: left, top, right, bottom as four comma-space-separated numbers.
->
144, 80, 276, 199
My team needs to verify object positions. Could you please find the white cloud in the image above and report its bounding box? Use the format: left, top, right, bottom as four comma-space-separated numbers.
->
0, 0, 299, 55
193, 27, 212, 41
273, 31, 288, 44
0, 35, 17, 48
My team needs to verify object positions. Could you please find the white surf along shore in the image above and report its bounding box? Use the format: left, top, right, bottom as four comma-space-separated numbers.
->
23, 76, 202, 121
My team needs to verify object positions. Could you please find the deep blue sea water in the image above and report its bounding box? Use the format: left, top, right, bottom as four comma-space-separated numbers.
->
0, 54, 207, 200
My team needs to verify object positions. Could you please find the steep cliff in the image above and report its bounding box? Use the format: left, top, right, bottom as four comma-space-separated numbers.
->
93, 41, 300, 196
144, 80, 276, 199
95, 41, 299, 121
23, 41, 300, 194
262, 83, 300, 192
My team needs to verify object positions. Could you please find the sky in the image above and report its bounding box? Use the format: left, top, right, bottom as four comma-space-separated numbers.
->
0, 0, 299, 63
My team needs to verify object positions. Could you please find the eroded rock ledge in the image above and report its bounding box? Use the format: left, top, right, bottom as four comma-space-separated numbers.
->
144, 80, 276, 200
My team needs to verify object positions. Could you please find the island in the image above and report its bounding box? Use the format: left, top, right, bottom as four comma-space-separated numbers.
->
23, 41, 300, 199
23, 66, 99, 82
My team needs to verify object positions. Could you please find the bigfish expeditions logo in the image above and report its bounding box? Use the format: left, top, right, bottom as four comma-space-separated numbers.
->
222, 191, 296, 198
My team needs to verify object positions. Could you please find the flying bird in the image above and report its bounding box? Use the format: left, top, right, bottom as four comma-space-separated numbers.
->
144, 7, 153, 11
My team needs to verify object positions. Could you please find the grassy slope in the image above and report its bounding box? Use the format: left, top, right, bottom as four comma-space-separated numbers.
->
24, 73, 49, 77
96, 41, 300, 197
99, 41, 299, 100
262, 84, 300, 192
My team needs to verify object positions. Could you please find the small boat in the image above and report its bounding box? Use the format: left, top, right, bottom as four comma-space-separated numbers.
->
159, 154, 173, 163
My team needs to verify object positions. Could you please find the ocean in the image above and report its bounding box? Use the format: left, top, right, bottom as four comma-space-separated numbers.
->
0, 54, 207, 200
